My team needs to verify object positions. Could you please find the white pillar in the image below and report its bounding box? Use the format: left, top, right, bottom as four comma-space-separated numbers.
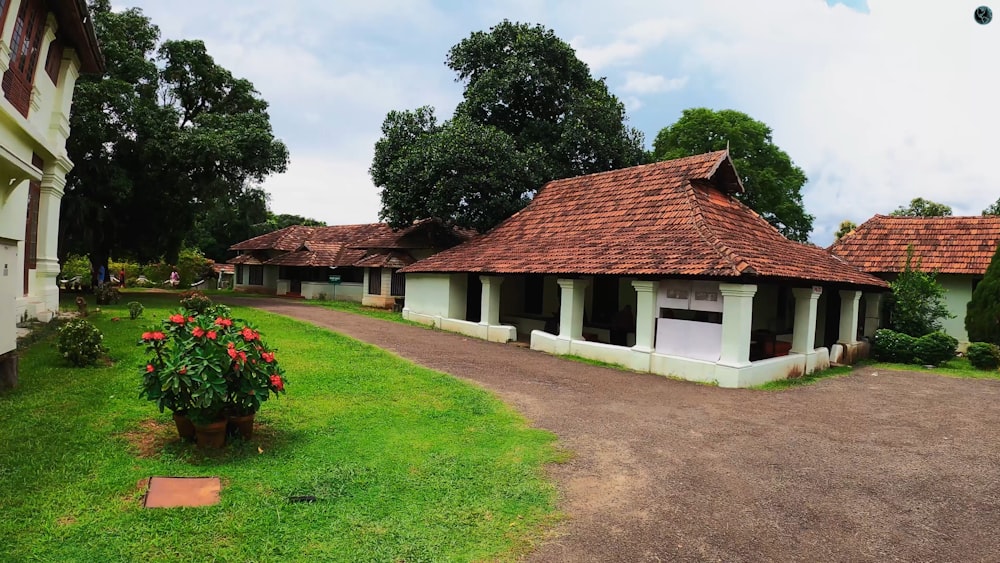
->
863, 292, 883, 338
790, 287, 822, 354
838, 290, 863, 345
718, 283, 757, 367
479, 275, 503, 326
557, 278, 589, 341
631, 280, 659, 353
34, 164, 68, 317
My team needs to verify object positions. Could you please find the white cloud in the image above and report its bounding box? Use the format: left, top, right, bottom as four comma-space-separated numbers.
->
262, 151, 382, 226
620, 72, 688, 94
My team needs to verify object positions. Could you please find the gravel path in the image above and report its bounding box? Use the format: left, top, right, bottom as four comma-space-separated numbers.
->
228, 298, 1000, 562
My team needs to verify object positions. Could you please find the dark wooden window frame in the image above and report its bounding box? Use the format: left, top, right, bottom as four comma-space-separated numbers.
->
390, 269, 405, 296
368, 267, 382, 296
248, 265, 264, 286
4, 0, 47, 116
43, 34, 61, 84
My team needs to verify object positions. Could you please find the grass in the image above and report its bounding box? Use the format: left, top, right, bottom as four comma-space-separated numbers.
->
867, 357, 1000, 380
560, 354, 632, 371
0, 294, 561, 562
752, 365, 855, 390
307, 298, 422, 325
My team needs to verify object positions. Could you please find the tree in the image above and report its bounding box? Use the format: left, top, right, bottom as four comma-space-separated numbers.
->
651, 108, 813, 242
966, 244, 1000, 344
372, 21, 644, 232
889, 197, 952, 217
982, 198, 1000, 216
889, 246, 953, 337
834, 220, 857, 241
61, 1, 288, 270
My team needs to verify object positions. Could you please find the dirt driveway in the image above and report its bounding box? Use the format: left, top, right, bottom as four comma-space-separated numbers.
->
229, 298, 1000, 562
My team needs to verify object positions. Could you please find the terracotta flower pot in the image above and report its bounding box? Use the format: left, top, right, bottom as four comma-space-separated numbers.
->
228, 413, 255, 440
172, 411, 196, 442
193, 419, 228, 449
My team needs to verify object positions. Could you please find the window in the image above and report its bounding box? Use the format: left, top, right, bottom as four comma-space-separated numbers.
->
3, 0, 47, 116
235, 265, 243, 284
43, 36, 61, 84
248, 265, 263, 286
368, 267, 382, 296
524, 274, 544, 315
23, 178, 39, 294
390, 269, 405, 296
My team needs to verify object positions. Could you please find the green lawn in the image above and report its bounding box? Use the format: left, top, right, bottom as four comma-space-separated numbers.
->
868, 357, 1000, 380
0, 294, 561, 562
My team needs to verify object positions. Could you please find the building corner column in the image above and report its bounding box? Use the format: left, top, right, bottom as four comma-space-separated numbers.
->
557, 278, 589, 345
863, 292, 883, 338
631, 280, 659, 353
838, 290, 863, 345
717, 283, 757, 368
479, 275, 503, 326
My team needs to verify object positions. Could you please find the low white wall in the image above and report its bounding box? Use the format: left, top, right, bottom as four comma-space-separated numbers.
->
406, 274, 458, 318
302, 281, 362, 302
532, 330, 832, 388
405, 309, 516, 343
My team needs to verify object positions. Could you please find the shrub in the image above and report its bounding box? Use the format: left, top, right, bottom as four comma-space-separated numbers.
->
966, 342, 1000, 370
966, 244, 1000, 345
889, 246, 952, 337
60, 254, 92, 284
912, 331, 958, 366
128, 301, 144, 320
57, 319, 107, 367
872, 329, 916, 363
94, 283, 120, 305
179, 291, 213, 314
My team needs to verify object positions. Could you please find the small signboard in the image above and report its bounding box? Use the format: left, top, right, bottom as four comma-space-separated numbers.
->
328, 275, 342, 285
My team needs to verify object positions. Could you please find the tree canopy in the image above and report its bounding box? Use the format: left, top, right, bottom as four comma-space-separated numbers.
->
372, 20, 644, 232
982, 198, 1000, 216
61, 1, 288, 267
651, 108, 813, 242
834, 220, 857, 241
889, 197, 952, 217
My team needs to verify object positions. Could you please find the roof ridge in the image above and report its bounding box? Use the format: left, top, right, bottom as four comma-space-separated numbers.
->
684, 182, 753, 276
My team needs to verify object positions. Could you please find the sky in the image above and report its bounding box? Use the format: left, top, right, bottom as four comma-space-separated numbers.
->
111, 0, 999, 246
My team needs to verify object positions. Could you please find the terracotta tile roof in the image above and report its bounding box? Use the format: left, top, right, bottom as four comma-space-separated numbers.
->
404, 152, 886, 289
354, 251, 416, 269
211, 263, 234, 275
227, 254, 263, 265
349, 218, 478, 250
229, 225, 317, 251
229, 224, 393, 252
829, 214, 1000, 275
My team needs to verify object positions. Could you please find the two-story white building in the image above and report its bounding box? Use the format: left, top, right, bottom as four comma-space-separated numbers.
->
0, 0, 103, 385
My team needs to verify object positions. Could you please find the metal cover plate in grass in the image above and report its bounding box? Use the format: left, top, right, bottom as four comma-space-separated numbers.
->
143, 477, 221, 508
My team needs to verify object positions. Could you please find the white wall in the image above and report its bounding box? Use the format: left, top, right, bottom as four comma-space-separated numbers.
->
302, 281, 362, 302
940, 274, 974, 345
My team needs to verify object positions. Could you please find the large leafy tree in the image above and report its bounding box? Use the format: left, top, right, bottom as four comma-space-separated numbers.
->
61, 1, 288, 269
966, 244, 1000, 344
651, 108, 813, 242
372, 21, 644, 232
834, 220, 857, 241
889, 197, 952, 217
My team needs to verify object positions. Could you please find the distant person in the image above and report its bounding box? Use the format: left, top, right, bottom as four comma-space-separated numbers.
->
97, 264, 106, 286
118, 268, 126, 288
169, 268, 180, 288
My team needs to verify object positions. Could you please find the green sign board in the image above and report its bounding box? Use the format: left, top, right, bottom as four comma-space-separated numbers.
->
328, 275, 342, 285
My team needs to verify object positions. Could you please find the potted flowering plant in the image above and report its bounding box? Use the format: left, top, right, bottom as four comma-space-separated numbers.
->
139, 304, 287, 448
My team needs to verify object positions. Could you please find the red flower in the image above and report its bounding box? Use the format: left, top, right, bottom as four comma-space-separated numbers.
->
206, 330, 217, 340
187, 316, 195, 323
262, 352, 275, 364
214, 317, 232, 327
227, 346, 238, 360
238, 351, 247, 363
179, 366, 187, 375
146, 364, 155, 373
270, 375, 284, 391
241, 327, 257, 341
170, 314, 185, 324
151, 331, 165, 341
192, 327, 205, 338
142, 332, 152, 340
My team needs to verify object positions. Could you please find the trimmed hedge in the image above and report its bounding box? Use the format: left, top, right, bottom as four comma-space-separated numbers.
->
967, 342, 1000, 370
872, 329, 957, 366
